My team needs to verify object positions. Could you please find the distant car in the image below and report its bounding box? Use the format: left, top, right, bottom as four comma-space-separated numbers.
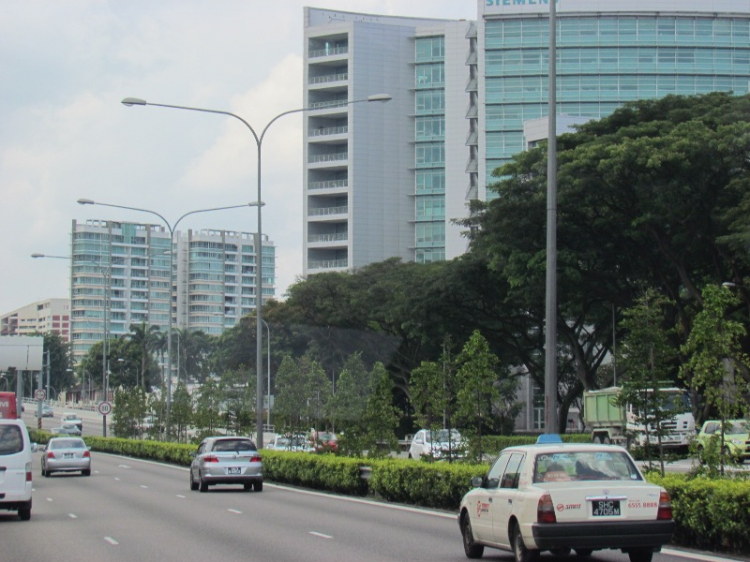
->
310, 431, 338, 453
409, 428, 466, 460
51, 423, 82, 436
266, 435, 313, 452
41, 437, 91, 477
60, 412, 83, 432
189, 436, 263, 493
458, 438, 674, 562
42, 404, 54, 418
696, 419, 750, 462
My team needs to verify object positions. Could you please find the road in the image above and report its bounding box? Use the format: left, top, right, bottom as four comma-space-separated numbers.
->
1, 450, 746, 562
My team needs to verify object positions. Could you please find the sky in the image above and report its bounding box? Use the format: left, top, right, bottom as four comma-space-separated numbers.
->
0, 0, 477, 315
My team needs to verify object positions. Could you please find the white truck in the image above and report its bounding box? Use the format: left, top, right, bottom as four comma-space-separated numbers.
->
583, 386, 695, 450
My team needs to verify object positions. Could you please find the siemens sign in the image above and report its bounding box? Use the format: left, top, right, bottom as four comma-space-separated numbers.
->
483, 0, 750, 15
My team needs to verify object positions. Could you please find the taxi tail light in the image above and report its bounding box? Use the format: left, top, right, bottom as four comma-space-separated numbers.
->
46, 451, 55, 459
203, 455, 219, 463
657, 490, 672, 520
250, 455, 262, 463
83, 450, 90, 458
537, 493, 557, 523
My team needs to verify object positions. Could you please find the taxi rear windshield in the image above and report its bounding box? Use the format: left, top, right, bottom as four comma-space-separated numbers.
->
0, 425, 23, 455
534, 450, 642, 483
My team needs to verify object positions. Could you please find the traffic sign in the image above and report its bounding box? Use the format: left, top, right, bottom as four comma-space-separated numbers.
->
34, 389, 46, 401
98, 401, 112, 416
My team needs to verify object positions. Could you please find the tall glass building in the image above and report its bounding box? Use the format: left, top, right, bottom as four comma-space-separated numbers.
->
303, 0, 750, 275
70, 220, 275, 363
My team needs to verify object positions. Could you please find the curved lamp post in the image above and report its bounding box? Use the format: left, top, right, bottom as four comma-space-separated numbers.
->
32, 252, 112, 434
77, 199, 263, 437
121, 93, 391, 448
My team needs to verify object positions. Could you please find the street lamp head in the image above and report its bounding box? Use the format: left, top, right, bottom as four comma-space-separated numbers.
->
249, 201, 266, 207
77, 198, 95, 205
31, 253, 44, 258
722, 282, 737, 288
367, 93, 392, 103
122, 97, 147, 107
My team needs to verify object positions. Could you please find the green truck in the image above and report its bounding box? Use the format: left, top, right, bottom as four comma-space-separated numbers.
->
583, 387, 695, 450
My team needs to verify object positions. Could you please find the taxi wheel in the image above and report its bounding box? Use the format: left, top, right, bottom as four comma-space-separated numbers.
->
575, 549, 593, 557
254, 481, 263, 492
628, 549, 653, 562
512, 523, 539, 562
551, 548, 571, 556
199, 474, 209, 493
189, 470, 199, 491
461, 514, 484, 559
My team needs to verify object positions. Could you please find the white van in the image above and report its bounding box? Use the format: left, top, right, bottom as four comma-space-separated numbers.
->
0, 419, 34, 520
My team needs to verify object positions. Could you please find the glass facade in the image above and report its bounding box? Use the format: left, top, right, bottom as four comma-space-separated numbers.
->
415, 36, 447, 264
484, 15, 750, 187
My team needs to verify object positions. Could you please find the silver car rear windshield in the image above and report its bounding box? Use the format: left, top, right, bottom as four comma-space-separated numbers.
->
212, 439, 256, 452
51, 439, 86, 449
534, 450, 642, 483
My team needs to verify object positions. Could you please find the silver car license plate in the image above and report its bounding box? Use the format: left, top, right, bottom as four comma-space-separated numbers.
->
226, 467, 241, 475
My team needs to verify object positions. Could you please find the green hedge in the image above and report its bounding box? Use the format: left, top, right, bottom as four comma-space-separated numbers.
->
29, 429, 749, 555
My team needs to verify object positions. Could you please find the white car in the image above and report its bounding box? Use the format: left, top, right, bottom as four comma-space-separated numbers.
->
60, 412, 83, 432
458, 437, 674, 562
266, 435, 314, 452
409, 428, 466, 460
0, 419, 34, 520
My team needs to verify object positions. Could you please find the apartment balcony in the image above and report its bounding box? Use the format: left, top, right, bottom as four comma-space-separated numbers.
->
308, 72, 348, 86
308, 179, 348, 191
309, 46, 348, 58
308, 152, 349, 170
308, 99, 349, 111
308, 232, 349, 245
308, 258, 348, 270
307, 205, 348, 220
309, 125, 348, 138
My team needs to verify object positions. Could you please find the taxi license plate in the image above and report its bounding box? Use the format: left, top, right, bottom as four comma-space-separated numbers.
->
226, 467, 241, 475
64, 453, 75, 459
592, 500, 620, 516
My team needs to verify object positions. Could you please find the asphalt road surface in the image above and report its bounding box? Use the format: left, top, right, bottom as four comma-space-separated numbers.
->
1, 449, 746, 562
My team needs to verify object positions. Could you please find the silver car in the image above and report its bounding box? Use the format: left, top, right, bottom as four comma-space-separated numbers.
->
189, 436, 263, 493
41, 437, 91, 477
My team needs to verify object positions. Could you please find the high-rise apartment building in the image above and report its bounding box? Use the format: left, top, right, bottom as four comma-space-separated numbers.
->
70, 220, 274, 363
303, 0, 750, 278
0, 299, 70, 339
304, 0, 750, 431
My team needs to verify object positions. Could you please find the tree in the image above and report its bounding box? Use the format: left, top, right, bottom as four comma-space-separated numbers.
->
127, 322, 161, 390
193, 377, 222, 439
38, 332, 74, 395
681, 284, 750, 474
328, 353, 370, 435
455, 331, 503, 461
615, 289, 678, 475
171, 382, 193, 443
361, 362, 401, 458
273, 355, 310, 436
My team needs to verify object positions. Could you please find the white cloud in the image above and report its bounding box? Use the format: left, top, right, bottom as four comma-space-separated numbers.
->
0, 0, 476, 314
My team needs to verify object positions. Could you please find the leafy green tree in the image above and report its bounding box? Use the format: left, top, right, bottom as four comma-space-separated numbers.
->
681, 284, 750, 474
38, 332, 74, 396
218, 367, 254, 437
328, 353, 370, 433
112, 387, 150, 439
455, 331, 503, 461
615, 289, 678, 475
127, 322, 161, 390
171, 382, 193, 443
193, 377, 222, 438
361, 362, 401, 458
273, 355, 310, 436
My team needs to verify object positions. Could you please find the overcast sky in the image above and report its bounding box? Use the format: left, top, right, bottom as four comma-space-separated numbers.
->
0, 0, 476, 315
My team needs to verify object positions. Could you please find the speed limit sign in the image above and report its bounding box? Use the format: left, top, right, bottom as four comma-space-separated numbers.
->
34, 389, 46, 400
98, 401, 112, 416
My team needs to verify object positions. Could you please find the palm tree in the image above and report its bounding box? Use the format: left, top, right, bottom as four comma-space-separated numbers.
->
127, 322, 161, 390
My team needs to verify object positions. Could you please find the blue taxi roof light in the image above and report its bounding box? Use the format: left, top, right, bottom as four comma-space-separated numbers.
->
536, 434, 563, 444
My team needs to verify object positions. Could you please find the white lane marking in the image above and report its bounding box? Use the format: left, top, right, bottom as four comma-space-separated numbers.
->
227, 509, 242, 514
118, 464, 131, 469
104, 537, 119, 546
114, 477, 120, 481
46, 497, 53, 502
176, 494, 186, 499
309, 532, 333, 539
140, 485, 148, 489
662, 549, 739, 562
68, 514, 77, 519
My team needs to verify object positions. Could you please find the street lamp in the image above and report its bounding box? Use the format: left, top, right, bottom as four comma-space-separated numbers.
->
121, 93, 391, 448
261, 318, 271, 429
32, 252, 112, 434
77, 198, 263, 437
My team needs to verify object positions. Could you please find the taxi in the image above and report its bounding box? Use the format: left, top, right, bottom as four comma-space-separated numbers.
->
458, 436, 674, 562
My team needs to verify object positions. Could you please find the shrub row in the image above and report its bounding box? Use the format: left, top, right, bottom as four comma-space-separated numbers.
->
30, 430, 749, 555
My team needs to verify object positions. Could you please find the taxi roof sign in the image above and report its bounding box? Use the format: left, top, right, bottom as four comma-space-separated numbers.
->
536, 434, 563, 444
